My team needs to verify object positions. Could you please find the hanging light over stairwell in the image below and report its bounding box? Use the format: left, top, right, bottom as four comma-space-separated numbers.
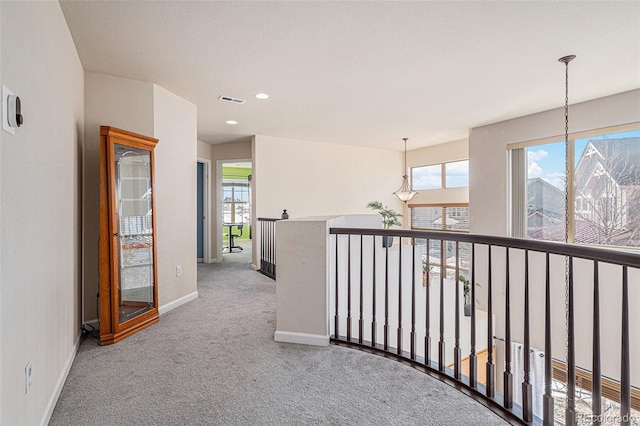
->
393, 137, 418, 203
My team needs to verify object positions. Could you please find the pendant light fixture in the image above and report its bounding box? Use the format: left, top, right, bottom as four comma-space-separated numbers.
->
393, 137, 418, 203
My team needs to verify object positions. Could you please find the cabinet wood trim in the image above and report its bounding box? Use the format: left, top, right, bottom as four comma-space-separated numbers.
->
99, 126, 159, 345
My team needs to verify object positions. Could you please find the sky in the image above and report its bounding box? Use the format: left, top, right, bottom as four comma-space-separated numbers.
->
526, 129, 640, 189
412, 129, 639, 191
412, 160, 469, 190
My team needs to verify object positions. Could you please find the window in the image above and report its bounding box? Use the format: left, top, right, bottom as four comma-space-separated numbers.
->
412, 160, 469, 190
523, 141, 566, 241
410, 204, 470, 279
551, 360, 640, 412
412, 164, 441, 190
511, 125, 640, 248
445, 160, 470, 188
222, 178, 249, 224
411, 205, 470, 231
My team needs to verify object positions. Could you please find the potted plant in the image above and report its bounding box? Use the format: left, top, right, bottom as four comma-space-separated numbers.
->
367, 201, 401, 247
460, 275, 480, 316
422, 258, 433, 287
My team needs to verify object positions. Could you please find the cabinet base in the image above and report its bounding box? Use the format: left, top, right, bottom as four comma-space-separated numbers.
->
99, 312, 159, 346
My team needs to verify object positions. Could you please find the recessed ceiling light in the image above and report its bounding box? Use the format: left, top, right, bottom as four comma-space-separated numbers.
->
255, 93, 269, 100
225, 120, 238, 125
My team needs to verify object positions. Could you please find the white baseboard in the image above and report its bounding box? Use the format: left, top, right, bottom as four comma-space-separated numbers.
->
159, 291, 198, 315
83, 291, 199, 322
274, 331, 329, 346
39, 291, 196, 425
41, 334, 81, 426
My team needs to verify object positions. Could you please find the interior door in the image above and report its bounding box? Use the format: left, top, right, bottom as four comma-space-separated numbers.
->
197, 161, 204, 262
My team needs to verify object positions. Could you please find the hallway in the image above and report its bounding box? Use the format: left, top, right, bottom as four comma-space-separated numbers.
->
50, 251, 505, 425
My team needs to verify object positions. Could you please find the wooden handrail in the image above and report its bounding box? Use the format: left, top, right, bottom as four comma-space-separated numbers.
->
329, 227, 640, 268
329, 227, 639, 425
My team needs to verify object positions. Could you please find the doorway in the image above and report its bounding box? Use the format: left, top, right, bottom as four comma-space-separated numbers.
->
196, 159, 211, 263
218, 160, 252, 258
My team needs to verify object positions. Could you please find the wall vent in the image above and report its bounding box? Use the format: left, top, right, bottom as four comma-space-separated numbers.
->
218, 95, 245, 104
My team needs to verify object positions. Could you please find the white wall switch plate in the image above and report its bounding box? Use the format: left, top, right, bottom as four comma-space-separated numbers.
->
2, 84, 16, 135
176, 266, 182, 277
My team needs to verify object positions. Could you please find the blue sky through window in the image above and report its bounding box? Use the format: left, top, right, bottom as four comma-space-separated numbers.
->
412, 164, 441, 190
526, 129, 640, 189
412, 160, 469, 190
445, 160, 469, 188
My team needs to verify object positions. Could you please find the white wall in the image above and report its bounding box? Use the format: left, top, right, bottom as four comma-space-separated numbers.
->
254, 135, 402, 218
83, 72, 154, 321
469, 89, 640, 237
153, 85, 198, 307
1, 2, 84, 424
0, 0, 4, 419
253, 135, 403, 266
84, 75, 198, 318
469, 90, 640, 390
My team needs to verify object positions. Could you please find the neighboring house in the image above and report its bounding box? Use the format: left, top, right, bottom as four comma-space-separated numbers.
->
527, 178, 565, 239
574, 138, 640, 246
527, 139, 640, 246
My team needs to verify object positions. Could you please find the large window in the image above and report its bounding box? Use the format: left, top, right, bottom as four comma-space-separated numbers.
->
222, 178, 249, 224
511, 126, 640, 248
412, 160, 469, 190
411, 204, 470, 279
411, 204, 470, 231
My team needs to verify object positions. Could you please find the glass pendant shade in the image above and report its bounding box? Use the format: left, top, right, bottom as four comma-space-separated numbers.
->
394, 174, 417, 202
394, 138, 418, 202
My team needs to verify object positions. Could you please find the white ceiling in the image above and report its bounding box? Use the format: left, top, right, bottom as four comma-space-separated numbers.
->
59, 1, 640, 151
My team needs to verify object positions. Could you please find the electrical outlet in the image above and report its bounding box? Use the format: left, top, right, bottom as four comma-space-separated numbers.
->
176, 266, 182, 277
25, 361, 32, 394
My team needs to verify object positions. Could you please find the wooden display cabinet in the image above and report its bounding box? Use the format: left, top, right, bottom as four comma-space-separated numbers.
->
99, 126, 159, 345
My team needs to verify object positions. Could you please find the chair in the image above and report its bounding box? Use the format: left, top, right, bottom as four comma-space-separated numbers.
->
229, 224, 243, 252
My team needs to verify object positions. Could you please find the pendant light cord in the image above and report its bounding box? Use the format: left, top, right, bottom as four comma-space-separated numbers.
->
403, 137, 409, 178
559, 53, 576, 426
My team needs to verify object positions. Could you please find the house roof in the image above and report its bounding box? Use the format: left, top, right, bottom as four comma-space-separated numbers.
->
529, 219, 630, 245
586, 138, 640, 186
527, 177, 564, 193
527, 178, 565, 217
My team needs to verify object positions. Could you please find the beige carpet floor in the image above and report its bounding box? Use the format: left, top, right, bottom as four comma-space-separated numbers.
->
49, 241, 506, 425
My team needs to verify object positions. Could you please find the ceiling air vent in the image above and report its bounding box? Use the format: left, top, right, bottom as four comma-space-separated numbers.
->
218, 95, 245, 104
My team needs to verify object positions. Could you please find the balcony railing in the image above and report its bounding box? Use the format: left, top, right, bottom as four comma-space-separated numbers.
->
257, 217, 279, 279
329, 228, 640, 425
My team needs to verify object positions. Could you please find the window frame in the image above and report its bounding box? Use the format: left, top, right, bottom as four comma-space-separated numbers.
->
409, 202, 470, 233
409, 203, 471, 280
411, 159, 469, 191
508, 121, 640, 249
444, 159, 470, 189
222, 181, 249, 224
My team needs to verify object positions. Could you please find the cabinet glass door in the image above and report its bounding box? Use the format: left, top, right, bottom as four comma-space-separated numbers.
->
113, 144, 155, 325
